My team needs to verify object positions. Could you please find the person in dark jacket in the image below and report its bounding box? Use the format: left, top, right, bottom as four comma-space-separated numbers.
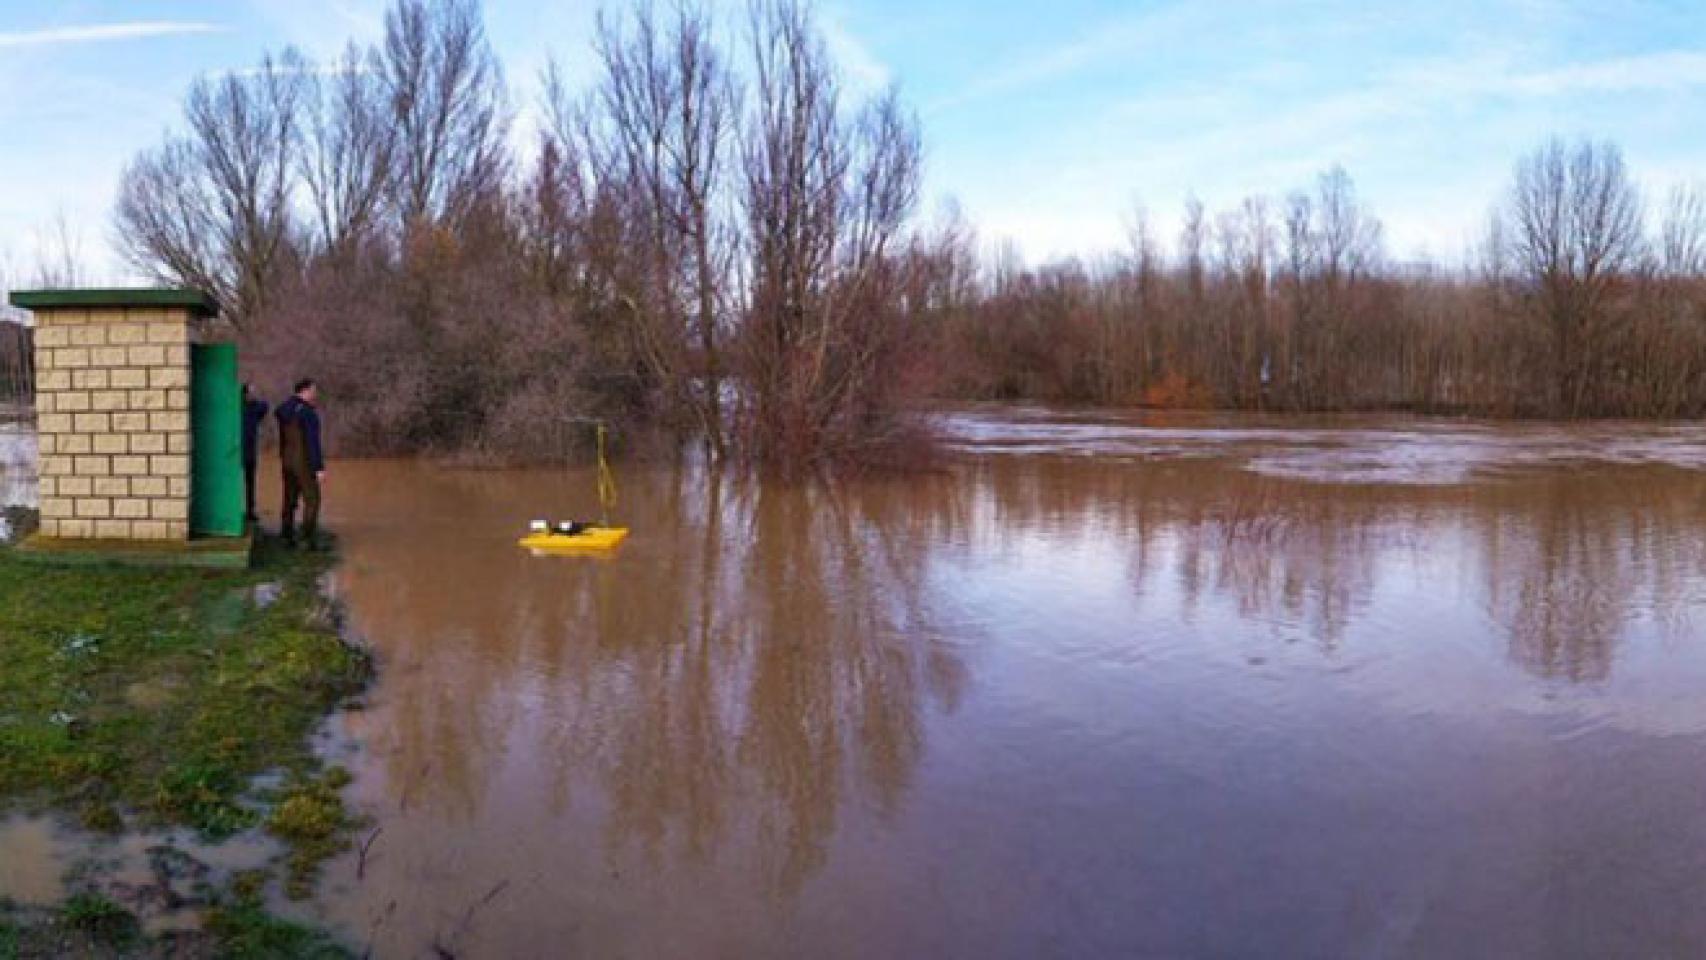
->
240, 384, 269, 526
275, 378, 326, 549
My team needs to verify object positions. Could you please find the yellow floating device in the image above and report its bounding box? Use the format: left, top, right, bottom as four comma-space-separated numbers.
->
519, 526, 630, 552
521, 423, 629, 555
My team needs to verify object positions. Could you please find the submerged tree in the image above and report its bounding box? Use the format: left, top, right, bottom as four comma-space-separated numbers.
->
740, 0, 923, 467
583, 1, 737, 457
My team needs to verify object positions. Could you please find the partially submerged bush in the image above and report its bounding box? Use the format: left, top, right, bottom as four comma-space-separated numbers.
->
267, 767, 360, 900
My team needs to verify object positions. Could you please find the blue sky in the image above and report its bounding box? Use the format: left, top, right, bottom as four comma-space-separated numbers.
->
1, 0, 1703, 282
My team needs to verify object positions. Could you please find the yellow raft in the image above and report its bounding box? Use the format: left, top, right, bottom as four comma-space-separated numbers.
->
518, 526, 630, 552
521, 424, 629, 554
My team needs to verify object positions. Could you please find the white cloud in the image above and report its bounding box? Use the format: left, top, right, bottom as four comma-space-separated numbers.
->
929, 8, 1178, 113
1088, 45, 1706, 198
327, 1, 385, 38
248, 0, 386, 57
1507, 50, 1706, 96
224, 61, 371, 80
0, 21, 222, 49
819, 12, 891, 94
937, 33, 1706, 266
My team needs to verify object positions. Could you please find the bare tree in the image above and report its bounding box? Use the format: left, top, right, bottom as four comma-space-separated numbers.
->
1314, 166, 1382, 286
1275, 169, 1383, 407
115, 51, 305, 323
379, 0, 508, 228
585, 1, 737, 456
31, 209, 86, 288
303, 43, 396, 254
116, 140, 220, 299
739, 0, 923, 466
1505, 138, 1644, 414
518, 111, 587, 294
1122, 203, 1160, 370
107, 0, 1706, 463
1660, 183, 1706, 278
741, 0, 848, 461
1180, 196, 1206, 307
0, 260, 31, 408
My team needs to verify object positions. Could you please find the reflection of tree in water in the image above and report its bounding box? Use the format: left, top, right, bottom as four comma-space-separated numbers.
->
333, 462, 971, 896
1174, 479, 1391, 650
930, 459, 1706, 684
1476, 473, 1706, 683
730, 474, 973, 889
962, 460, 1391, 649
331, 453, 1706, 929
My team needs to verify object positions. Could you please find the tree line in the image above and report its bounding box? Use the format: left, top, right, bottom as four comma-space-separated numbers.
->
936, 149, 1706, 419
109, 0, 1706, 470
117, 0, 929, 469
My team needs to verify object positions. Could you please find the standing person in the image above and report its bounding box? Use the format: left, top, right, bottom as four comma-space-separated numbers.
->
275, 378, 326, 549
240, 383, 269, 527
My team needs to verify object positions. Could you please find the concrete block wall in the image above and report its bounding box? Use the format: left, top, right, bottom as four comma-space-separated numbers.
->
32, 308, 193, 540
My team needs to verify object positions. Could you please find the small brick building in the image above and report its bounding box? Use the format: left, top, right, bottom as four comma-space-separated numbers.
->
8, 289, 246, 558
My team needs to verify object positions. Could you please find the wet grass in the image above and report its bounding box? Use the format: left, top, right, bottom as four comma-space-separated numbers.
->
0, 539, 370, 836
266, 767, 360, 900
0, 894, 141, 959
204, 881, 352, 959
0, 891, 352, 959
0, 538, 371, 956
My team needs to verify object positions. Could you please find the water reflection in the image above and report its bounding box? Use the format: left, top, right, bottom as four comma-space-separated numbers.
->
275, 430, 1706, 957
961, 456, 1706, 683
1474, 472, 1706, 683
13, 412, 1706, 954
309, 462, 973, 954
1, 421, 36, 509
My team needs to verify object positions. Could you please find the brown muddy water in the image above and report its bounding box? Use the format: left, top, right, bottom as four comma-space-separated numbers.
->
13, 407, 1706, 957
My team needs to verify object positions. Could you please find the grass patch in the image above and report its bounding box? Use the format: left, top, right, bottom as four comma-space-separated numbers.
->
0, 890, 352, 959
57, 893, 141, 950
0, 894, 141, 958
0, 539, 370, 836
0, 538, 371, 955
205, 880, 353, 959
266, 768, 360, 900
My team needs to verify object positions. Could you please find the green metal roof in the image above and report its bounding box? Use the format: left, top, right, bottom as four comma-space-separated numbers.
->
7, 288, 218, 318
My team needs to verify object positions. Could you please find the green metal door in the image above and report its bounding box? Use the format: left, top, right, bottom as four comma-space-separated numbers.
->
190, 343, 244, 537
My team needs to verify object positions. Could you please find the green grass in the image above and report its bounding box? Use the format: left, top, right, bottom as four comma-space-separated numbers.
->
0, 539, 370, 835
0, 891, 353, 959
204, 886, 353, 959
56, 893, 142, 950
266, 766, 360, 900
0, 894, 142, 958
0, 538, 371, 957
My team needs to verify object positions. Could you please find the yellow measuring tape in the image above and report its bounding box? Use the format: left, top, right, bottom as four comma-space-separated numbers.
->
596, 423, 618, 525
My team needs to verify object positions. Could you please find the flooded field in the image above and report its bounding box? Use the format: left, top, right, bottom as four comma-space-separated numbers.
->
0, 418, 36, 542
12, 407, 1706, 956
